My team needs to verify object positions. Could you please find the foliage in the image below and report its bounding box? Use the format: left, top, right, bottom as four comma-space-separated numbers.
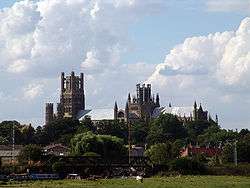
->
42, 118, 80, 145
131, 122, 148, 145
145, 142, 173, 165
0, 121, 24, 144
95, 120, 128, 142
18, 145, 42, 164
77, 116, 96, 133
52, 161, 67, 173
147, 114, 187, 145
70, 132, 126, 158
21, 124, 35, 144
169, 158, 206, 175
185, 120, 216, 142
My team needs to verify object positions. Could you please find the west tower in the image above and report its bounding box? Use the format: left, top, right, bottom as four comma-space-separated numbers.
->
58, 71, 85, 119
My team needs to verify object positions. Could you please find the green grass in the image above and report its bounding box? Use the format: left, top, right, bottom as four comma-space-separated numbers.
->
1, 176, 250, 188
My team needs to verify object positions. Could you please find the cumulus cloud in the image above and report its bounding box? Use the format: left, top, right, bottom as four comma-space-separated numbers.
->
0, 0, 164, 125
148, 17, 250, 91
147, 17, 250, 129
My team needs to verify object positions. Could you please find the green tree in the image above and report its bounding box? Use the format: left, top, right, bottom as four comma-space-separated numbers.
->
147, 114, 187, 145
21, 124, 35, 144
0, 121, 23, 144
18, 145, 42, 164
131, 122, 148, 145
145, 142, 173, 165
71, 132, 126, 159
77, 116, 96, 133
96, 120, 128, 142
172, 139, 185, 158
43, 118, 79, 145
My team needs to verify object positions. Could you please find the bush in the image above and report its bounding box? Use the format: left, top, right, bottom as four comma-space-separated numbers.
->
169, 158, 206, 175
83, 152, 101, 157
52, 161, 67, 173
145, 143, 173, 165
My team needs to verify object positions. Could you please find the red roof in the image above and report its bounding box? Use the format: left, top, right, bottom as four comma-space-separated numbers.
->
180, 145, 222, 157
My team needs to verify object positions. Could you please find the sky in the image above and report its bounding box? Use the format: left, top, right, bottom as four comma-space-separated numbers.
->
0, 0, 250, 129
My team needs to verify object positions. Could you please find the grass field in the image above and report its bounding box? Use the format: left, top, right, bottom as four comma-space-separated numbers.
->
1, 176, 250, 188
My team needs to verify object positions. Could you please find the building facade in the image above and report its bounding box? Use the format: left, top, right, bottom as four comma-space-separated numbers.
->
114, 83, 160, 123
45, 72, 217, 125
45, 71, 85, 125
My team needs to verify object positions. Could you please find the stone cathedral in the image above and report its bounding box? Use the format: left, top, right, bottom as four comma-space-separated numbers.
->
45, 71, 217, 125
45, 71, 85, 125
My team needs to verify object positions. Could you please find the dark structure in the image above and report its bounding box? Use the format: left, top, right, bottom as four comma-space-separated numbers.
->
115, 83, 160, 123
193, 101, 208, 121
45, 71, 85, 125
45, 103, 54, 125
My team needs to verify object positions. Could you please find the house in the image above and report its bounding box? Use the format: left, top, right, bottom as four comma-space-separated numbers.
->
180, 144, 222, 158
43, 144, 70, 156
0, 145, 23, 165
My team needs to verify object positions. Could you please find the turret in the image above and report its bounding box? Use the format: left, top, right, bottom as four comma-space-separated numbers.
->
156, 93, 160, 107
61, 72, 65, 93
128, 93, 131, 104
216, 114, 218, 125
114, 102, 118, 120
45, 103, 54, 125
125, 101, 129, 122
193, 101, 198, 121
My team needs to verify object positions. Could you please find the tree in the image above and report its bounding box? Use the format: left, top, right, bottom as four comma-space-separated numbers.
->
18, 145, 43, 164
147, 114, 187, 145
145, 142, 173, 165
21, 124, 35, 144
0, 121, 23, 144
131, 122, 148, 145
70, 132, 126, 159
43, 118, 80, 145
172, 139, 185, 158
77, 116, 96, 133
95, 120, 128, 142
185, 120, 214, 142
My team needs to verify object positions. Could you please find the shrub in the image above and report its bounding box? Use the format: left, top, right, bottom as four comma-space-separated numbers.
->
169, 158, 206, 175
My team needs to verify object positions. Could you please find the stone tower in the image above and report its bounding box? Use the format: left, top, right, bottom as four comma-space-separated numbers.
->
125, 83, 159, 123
58, 71, 85, 119
45, 103, 54, 125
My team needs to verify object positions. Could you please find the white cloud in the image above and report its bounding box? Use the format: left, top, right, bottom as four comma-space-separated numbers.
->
23, 82, 44, 100
147, 17, 250, 129
0, 0, 164, 125
148, 17, 250, 91
206, 0, 250, 13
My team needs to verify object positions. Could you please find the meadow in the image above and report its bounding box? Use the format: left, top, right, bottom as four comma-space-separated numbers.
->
1, 176, 250, 188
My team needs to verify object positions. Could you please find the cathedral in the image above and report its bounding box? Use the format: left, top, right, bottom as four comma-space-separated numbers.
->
45, 71, 217, 125
45, 71, 85, 125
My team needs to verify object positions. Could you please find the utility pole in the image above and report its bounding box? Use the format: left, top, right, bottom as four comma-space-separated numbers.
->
128, 121, 131, 165
12, 121, 15, 173
234, 140, 238, 167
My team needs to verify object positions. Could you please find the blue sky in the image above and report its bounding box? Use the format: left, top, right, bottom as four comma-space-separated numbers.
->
0, 0, 250, 129
125, 2, 245, 65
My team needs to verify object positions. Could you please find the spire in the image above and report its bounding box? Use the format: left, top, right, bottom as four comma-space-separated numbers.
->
114, 101, 118, 120
216, 114, 218, 124
128, 93, 131, 103
114, 101, 118, 110
156, 93, 160, 107
194, 101, 197, 109
199, 103, 203, 110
